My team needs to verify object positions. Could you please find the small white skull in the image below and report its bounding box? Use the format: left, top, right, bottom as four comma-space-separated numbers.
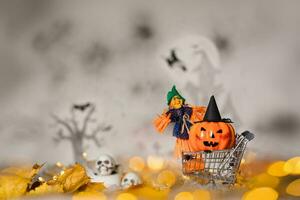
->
95, 154, 117, 176
121, 172, 142, 189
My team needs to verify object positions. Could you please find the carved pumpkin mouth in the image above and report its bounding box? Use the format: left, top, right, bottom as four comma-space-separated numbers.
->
203, 141, 219, 147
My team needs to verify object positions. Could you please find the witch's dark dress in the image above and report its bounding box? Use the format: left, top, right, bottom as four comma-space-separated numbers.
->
165, 105, 194, 158
166, 105, 193, 139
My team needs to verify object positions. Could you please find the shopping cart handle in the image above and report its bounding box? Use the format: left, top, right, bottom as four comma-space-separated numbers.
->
241, 131, 255, 141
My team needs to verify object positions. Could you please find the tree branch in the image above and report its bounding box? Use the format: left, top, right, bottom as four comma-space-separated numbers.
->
69, 109, 80, 133
81, 104, 96, 133
51, 114, 75, 135
53, 129, 72, 144
84, 123, 111, 147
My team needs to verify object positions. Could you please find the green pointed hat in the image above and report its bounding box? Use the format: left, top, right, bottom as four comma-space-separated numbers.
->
167, 85, 185, 105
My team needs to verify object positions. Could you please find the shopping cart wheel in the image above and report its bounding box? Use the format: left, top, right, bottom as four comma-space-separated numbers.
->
241, 131, 255, 141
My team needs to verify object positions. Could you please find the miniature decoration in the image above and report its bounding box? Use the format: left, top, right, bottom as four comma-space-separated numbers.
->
87, 154, 121, 188
153, 85, 206, 158
52, 103, 112, 163
181, 95, 254, 185
94, 154, 119, 176
188, 95, 236, 152
161, 35, 241, 125
165, 49, 187, 71
121, 172, 143, 189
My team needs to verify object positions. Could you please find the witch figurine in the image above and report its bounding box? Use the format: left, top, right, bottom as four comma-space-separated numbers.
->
188, 96, 236, 152
154, 85, 206, 158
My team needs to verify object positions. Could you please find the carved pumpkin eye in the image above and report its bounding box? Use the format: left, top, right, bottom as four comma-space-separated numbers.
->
201, 127, 206, 131
217, 129, 223, 134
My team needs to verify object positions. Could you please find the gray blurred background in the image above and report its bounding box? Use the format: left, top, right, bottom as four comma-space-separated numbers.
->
1, 0, 300, 164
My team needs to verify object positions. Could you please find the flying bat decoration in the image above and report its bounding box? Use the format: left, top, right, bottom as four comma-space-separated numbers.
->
73, 102, 91, 111
165, 49, 187, 72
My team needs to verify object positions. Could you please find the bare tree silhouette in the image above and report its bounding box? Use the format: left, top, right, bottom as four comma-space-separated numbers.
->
52, 103, 112, 163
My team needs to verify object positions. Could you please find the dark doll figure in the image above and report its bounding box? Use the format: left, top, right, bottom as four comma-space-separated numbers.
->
166, 104, 193, 139
154, 85, 206, 158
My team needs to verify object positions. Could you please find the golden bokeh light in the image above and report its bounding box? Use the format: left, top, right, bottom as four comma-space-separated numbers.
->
286, 179, 300, 197
267, 161, 289, 177
175, 192, 194, 200
129, 156, 145, 172
82, 152, 88, 158
56, 162, 63, 168
248, 173, 280, 189
147, 155, 165, 171
38, 177, 44, 182
116, 193, 138, 200
284, 157, 300, 175
156, 170, 176, 188
73, 191, 107, 200
193, 189, 211, 200
242, 187, 278, 200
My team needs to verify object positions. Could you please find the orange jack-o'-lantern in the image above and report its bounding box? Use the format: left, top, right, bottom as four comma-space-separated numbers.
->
188, 96, 236, 152
189, 121, 235, 151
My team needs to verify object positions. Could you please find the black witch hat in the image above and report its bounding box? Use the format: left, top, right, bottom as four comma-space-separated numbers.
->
202, 95, 233, 123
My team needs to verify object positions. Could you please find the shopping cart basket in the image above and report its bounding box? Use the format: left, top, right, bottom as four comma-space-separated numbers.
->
182, 131, 255, 185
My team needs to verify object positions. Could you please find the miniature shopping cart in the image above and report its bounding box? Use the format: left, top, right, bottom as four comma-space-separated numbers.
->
182, 131, 255, 185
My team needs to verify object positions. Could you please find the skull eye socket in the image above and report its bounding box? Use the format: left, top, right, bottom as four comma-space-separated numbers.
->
217, 129, 223, 134
97, 161, 102, 165
201, 127, 206, 131
104, 160, 109, 164
124, 178, 128, 182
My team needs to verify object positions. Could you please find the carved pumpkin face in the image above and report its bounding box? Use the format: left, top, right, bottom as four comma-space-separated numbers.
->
189, 122, 236, 151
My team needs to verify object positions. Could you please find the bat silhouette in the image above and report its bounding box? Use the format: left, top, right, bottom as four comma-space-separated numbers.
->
73, 103, 91, 111
165, 49, 187, 71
